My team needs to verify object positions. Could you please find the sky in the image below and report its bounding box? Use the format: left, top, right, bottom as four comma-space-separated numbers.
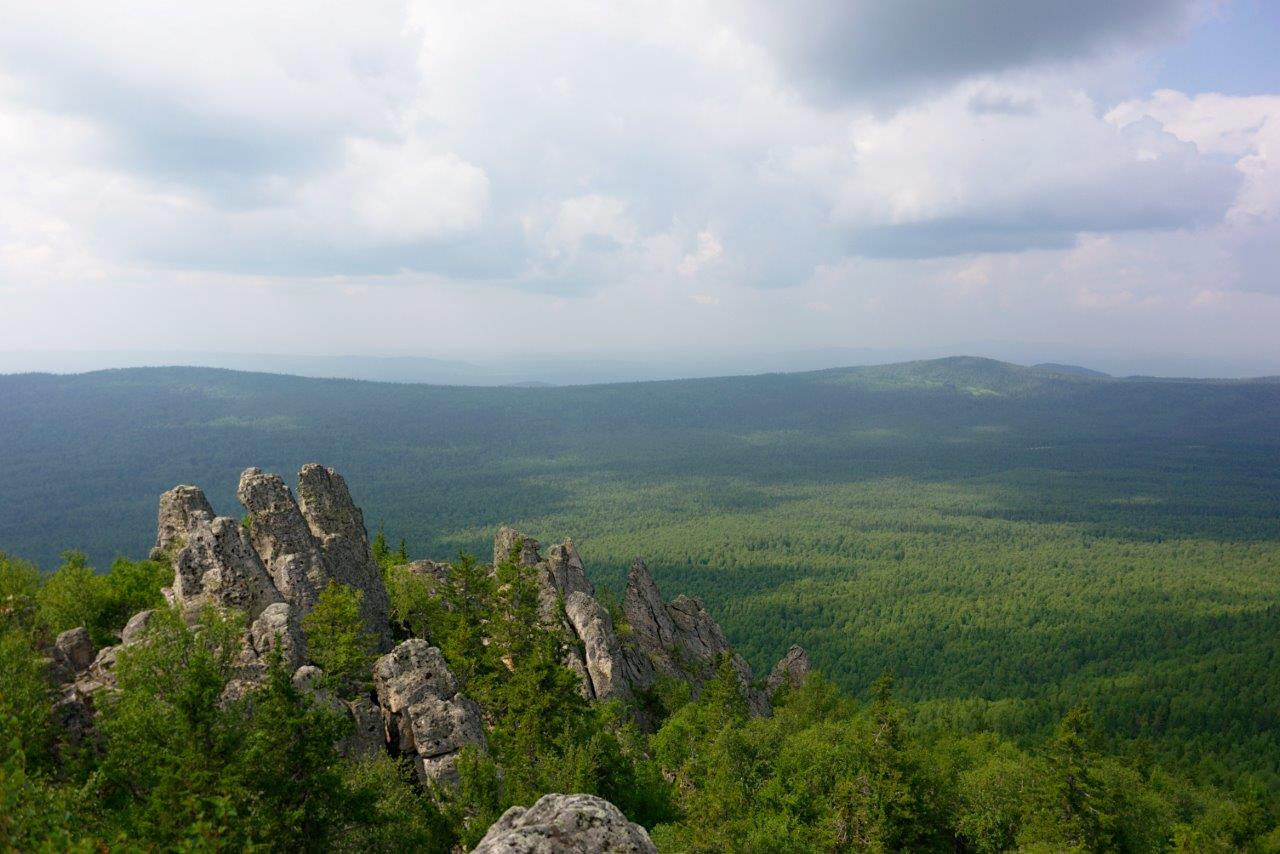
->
1, 0, 1278, 378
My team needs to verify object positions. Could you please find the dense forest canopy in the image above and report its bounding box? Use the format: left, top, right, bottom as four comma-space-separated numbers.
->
2, 357, 1279, 790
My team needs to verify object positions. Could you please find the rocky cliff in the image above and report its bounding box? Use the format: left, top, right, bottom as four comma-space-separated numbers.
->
49, 463, 809, 844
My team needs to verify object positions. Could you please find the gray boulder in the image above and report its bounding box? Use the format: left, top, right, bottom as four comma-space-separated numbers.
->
409, 693, 486, 758
120, 609, 154, 645
373, 639, 458, 715
247, 601, 305, 671
372, 639, 486, 785
472, 793, 656, 853
54, 627, 95, 672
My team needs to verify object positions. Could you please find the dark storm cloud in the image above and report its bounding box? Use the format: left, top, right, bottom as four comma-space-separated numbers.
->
733, 0, 1200, 105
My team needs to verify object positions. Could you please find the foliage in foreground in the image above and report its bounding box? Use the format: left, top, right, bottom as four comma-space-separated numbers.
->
2, 544, 1279, 851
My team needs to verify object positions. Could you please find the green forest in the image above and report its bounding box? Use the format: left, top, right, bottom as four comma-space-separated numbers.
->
3, 541, 1279, 851
2, 357, 1279, 834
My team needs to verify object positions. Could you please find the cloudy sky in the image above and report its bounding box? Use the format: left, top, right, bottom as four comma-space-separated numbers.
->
1, 0, 1278, 376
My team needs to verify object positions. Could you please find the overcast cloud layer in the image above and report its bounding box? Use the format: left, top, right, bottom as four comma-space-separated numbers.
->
1, 0, 1278, 373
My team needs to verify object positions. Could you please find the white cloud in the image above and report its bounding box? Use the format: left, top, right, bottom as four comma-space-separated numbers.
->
1107, 90, 1280, 293
304, 138, 489, 244
777, 80, 1239, 257
678, 231, 724, 276
0, 0, 1277, 368
543, 195, 638, 258
1108, 90, 1280, 221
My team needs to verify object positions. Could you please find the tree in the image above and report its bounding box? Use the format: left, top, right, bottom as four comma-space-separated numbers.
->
303, 581, 379, 698
1020, 702, 1116, 852
36, 551, 106, 644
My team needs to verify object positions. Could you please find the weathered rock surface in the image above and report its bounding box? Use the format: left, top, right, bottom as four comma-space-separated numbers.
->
343, 696, 386, 758
290, 666, 386, 758
54, 627, 95, 672
472, 793, 657, 853
372, 639, 485, 785
767, 644, 811, 697
409, 693, 486, 758
236, 466, 391, 649
246, 601, 304, 671
406, 559, 452, 583
492, 530, 603, 698
151, 484, 215, 560
238, 467, 333, 616
494, 527, 542, 568
172, 514, 281, 619
620, 559, 769, 716
296, 464, 392, 649
542, 540, 593, 600
120, 609, 154, 646
563, 592, 631, 703
483, 536, 771, 717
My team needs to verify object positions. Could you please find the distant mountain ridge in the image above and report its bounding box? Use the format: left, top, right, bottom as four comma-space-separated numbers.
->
4, 355, 1279, 572
1032, 362, 1112, 378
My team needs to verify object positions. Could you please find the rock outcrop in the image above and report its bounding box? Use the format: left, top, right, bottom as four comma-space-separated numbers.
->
494, 526, 543, 569
296, 464, 392, 649
53, 627, 95, 673
151, 484, 215, 560
49, 465, 799, 786
46, 615, 155, 758
93, 464, 392, 711
290, 665, 386, 759
238, 469, 336, 614
237, 466, 390, 649
246, 601, 305, 671
373, 639, 486, 785
172, 513, 282, 620
472, 793, 657, 854
488, 534, 770, 718
766, 644, 811, 697
621, 559, 769, 716
563, 592, 631, 703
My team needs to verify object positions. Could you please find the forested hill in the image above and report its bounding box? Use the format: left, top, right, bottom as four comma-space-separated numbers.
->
3, 356, 1278, 571
4, 356, 1280, 784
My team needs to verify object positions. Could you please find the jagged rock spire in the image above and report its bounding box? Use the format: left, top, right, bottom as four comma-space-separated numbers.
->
238, 467, 332, 615
767, 644, 811, 697
152, 483, 281, 621
494, 526, 542, 568
620, 557, 769, 716
151, 484, 214, 560
564, 591, 632, 703
296, 464, 391, 649
237, 466, 391, 649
